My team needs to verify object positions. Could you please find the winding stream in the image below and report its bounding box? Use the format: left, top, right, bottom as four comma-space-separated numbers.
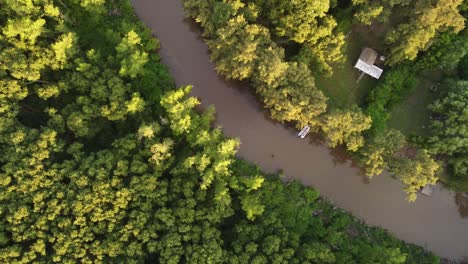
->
131, 0, 468, 260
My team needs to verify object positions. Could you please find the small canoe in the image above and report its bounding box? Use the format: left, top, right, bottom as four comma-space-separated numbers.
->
298, 125, 310, 139
420, 185, 433, 196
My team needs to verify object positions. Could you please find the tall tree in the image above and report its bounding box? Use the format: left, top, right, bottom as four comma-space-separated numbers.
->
116, 30, 149, 78
427, 79, 467, 189
427, 79, 468, 156
207, 15, 274, 80
352, 0, 412, 25
386, 0, 465, 65
254, 0, 345, 74
321, 107, 372, 151
360, 129, 407, 177
254, 0, 336, 44
294, 33, 346, 75
256, 62, 328, 129
416, 29, 468, 71
0, 0, 76, 81
389, 150, 439, 201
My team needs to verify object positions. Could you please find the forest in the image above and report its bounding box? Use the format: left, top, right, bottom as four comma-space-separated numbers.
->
182, 0, 467, 199
0, 0, 441, 263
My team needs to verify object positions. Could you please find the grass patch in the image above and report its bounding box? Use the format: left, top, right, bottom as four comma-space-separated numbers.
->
316, 64, 377, 109
387, 78, 437, 136
316, 34, 378, 108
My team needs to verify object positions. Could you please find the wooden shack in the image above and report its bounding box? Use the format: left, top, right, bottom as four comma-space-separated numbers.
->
354, 48, 384, 79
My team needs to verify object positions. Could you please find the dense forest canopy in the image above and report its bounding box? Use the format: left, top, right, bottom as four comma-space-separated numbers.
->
0, 0, 441, 263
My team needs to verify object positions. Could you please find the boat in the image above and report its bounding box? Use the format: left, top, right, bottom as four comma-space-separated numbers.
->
420, 185, 433, 196
298, 125, 310, 139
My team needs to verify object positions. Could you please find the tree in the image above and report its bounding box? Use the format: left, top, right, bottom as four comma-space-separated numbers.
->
116, 30, 149, 78
389, 150, 439, 202
254, 0, 336, 44
0, 2, 75, 81
364, 65, 418, 135
294, 33, 346, 75
61, 51, 146, 137
459, 55, 468, 79
352, 1, 385, 25
352, 242, 407, 264
386, 0, 465, 65
256, 62, 328, 129
352, 0, 412, 25
427, 79, 468, 156
252, 46, 288, 88
253, 0, 345, 74
360, 129, 407, 177
182, 0, 247, 36
207, 15, 273, 80
240, 193, 265, 220
321, 107, 372, 151
0, 1, 239, 261
77, 0, 106, 9
448, 156, 468, 190
416, 29, 468, 71
427, 79, 468, 189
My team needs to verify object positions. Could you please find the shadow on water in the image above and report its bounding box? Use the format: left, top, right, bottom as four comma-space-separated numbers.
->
328, 146, 369, 183
455, 193, 468, 218
307, 133, 326, 147
184, 17, 205, 41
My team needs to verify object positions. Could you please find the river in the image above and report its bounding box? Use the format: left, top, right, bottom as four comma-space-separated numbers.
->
131, 0, 468, 260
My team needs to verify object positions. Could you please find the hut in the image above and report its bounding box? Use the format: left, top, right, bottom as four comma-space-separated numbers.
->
354, 48, 383, 79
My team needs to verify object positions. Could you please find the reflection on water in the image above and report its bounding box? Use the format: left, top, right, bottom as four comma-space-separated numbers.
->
455, 193, 468, 218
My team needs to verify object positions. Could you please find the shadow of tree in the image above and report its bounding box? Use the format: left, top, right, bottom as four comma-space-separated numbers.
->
455, 193, 468, 218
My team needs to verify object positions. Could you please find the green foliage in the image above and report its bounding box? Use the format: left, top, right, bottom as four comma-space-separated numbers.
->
253, 0, 335, 44
386, 0, 465, 65
252, 0, 345, 74
256, 62, 328, 129
116, 30, 149, 78
207, 15, 273, 80
459, 55, 468, 79
351, 0, 411, 25
294, 34, 346, 75
416, 29, 468, 71
0, 2, 75, 81
183, 0, 247, 36
352, 1, 384, 25
321, 107, 372, 151
360, 129, 407, 177
426, 79, 468, 190
365, 65, 418, 135
427, 80, 468, 156
389, 150, 439, 201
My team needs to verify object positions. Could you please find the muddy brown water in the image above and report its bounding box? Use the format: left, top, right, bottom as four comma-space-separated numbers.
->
131, 0, 468, 260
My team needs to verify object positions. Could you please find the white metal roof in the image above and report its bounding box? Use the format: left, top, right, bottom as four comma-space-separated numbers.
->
354, 59, 383, 79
